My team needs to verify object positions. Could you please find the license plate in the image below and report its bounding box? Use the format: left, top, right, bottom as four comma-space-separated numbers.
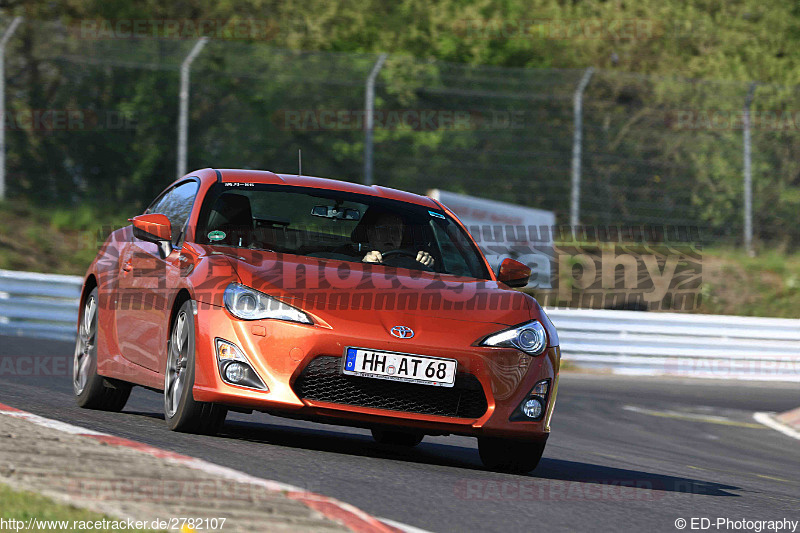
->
342, 347, 457, 387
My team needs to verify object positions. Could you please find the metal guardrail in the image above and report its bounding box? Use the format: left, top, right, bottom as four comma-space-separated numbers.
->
546, 308, 800, 381
1, 269, 799, 381
0, 269, 82, 342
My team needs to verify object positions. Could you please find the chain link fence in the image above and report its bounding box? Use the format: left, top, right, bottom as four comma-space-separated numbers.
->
2, 17, 800, 249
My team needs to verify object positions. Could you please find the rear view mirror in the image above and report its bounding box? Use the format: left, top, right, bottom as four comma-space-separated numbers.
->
311, 205, 361, 221
496, 257, 531, 288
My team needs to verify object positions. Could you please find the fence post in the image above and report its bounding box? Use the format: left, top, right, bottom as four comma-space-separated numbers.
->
569, 68, 594, 233
743, 82, 756, 256
569, 67, 594, 233
0, 16, 23, 200
363, 53, 387, 186
177, 37, 208, 179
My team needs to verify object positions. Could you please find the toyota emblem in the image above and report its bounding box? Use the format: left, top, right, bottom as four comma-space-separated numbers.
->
390, 326, 414, 339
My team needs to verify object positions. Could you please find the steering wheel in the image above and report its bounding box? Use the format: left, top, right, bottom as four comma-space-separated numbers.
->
380, 249, 419, 260
379, 249, 435, 272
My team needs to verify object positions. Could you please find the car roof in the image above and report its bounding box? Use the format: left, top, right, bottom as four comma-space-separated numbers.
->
188, 168, 440, 209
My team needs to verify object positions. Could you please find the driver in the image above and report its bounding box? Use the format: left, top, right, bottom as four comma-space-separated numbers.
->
361, 212, 434, 268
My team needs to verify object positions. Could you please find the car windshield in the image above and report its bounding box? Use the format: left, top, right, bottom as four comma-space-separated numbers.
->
195, 183, 490, 279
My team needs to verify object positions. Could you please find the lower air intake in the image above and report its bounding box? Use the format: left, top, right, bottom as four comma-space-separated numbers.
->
294, 356, 488, 419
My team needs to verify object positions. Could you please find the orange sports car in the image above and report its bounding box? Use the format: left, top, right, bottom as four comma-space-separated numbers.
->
74, 168, 560, 472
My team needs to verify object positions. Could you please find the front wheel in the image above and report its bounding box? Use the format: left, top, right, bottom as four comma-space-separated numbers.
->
74, 288, 131, 411
478, 437, 546, 473
164, 300, 227, 435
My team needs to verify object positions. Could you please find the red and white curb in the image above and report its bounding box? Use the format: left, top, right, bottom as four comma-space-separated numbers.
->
754, 411, 800, 441
0, 402, 426, 533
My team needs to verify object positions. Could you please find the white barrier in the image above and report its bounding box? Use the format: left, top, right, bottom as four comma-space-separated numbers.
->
546, 308, 800, 381
0, 269, 82, 341
1, 269, 799, 381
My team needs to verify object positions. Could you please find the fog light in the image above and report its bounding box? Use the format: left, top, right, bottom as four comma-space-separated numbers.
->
522, 397, 543, 419
225, 362, 247, 383
214, 338, 268, 391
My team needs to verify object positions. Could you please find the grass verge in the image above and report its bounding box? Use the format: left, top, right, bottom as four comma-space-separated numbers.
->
0, 482, 161, 532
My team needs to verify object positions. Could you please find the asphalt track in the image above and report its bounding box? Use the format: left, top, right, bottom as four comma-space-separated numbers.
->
1, 335, 798, 533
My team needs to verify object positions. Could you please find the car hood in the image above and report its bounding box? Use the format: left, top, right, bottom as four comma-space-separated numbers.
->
217, 248, 532, 327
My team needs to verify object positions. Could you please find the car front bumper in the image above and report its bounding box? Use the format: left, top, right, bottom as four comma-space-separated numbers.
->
191, 304, 560, 441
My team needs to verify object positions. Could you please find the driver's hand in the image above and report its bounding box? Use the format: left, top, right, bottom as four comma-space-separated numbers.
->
416, 251, 434, 267
362, 250, 383, 263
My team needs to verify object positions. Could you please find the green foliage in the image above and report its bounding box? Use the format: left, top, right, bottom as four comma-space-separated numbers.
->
0, 200, 127, 274
695, 247, 800, 317
0, 1, 798, 247
13, 0, 796, 84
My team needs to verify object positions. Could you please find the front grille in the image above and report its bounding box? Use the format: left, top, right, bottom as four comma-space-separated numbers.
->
293, 356, 488, 419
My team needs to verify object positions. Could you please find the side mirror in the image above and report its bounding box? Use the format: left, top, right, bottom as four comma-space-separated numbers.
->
129, 214, 173, 257
496, 257, 531, 288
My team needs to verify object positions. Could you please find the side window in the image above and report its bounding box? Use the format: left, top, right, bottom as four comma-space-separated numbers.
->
148, 181, 200, 245
145, 192, 169, 216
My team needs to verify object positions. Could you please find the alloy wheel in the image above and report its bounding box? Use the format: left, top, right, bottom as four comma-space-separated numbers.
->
73, 295, 97, 395
165, 311, 189, 417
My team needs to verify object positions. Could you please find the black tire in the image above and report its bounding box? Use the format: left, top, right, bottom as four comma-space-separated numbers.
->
478, 437, 546, 473
74, 288, 132, 411
371, 428, 424, 447
164, 300, 227, 435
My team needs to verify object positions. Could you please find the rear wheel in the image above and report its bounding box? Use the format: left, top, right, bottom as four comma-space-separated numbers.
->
74, 288, 131, 411
164, 300, 227, 435
371, 428, 424, 447
478, 437, 546, 473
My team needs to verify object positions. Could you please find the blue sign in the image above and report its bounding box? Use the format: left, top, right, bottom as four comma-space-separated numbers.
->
345, 348, 357, 370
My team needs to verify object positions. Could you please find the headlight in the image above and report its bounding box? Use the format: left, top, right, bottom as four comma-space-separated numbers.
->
223, 283, 312, 324
480, 320, 547, 356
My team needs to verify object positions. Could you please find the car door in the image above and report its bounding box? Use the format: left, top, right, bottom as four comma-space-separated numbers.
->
116, 180, 200, 372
